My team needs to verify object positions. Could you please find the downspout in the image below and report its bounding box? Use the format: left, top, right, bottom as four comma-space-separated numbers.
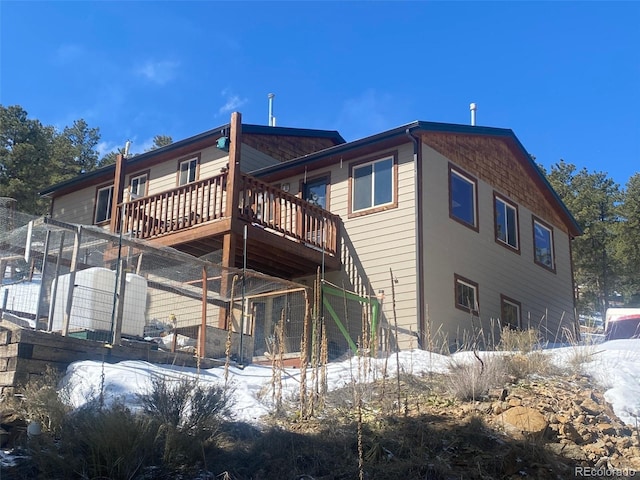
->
406, 128, 425, 348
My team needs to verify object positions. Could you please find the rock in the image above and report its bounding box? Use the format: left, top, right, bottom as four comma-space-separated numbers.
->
559, 423, 583, 443
583, 439, 607, 456
502, 406, 548, 437
507, 397, 522, 407
580, 398, 601, 416
596, 423, 617, 435
547, 442, 587, 461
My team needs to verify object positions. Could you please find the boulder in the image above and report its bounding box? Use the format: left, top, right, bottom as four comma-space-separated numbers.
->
502, 406, 548, 437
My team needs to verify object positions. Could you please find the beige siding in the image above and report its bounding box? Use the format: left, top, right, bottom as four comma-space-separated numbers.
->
290, 143, 419, 349
51, 146, 231, 225
146, 146, 229, 195
242, 144, 280, 172
421, 144, 575, 349
51, 184, 103, 224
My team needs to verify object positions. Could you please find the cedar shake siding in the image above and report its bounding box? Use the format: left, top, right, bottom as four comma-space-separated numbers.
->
243, 133, 341, 163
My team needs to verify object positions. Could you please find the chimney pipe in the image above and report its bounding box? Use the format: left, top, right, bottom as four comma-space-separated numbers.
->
268, 93, 275, 127
470, 102, 477, 126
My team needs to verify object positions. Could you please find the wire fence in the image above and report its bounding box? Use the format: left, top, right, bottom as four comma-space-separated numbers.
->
0, 212, 314, 361
1, 205, 387, 362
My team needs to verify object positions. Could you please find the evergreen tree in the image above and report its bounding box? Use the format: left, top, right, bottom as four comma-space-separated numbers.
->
544, 161, 622, 316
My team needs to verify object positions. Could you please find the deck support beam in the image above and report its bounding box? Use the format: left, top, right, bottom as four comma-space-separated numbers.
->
110, 153, 127, 234
219, 112, 243, 329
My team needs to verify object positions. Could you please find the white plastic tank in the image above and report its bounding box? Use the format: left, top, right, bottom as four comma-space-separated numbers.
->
51, 267, 147, 337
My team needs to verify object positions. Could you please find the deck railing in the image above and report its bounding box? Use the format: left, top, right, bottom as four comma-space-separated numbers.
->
238, 174, 340, 256
121, 173, 228, 239
119, 172, 340, 256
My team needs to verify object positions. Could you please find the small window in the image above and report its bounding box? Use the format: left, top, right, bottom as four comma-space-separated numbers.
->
351, 156, 394, 213
178, 158, 198, 186
129, 173, 148, 198
500, 295, 521, 329
449, 165, 477, 230
494, 193, 519, 250
94, 185, 114, 224
533, 217, 555, 271
454, 274, 479, 314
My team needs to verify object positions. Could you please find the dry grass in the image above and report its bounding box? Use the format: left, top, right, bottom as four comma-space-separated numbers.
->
3, 324, 614, 480
446, 353, 506, 401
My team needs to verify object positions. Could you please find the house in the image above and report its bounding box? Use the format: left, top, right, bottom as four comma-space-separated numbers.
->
40, 112, 581, 356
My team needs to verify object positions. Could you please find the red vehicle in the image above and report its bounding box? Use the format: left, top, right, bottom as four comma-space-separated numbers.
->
605, 308, 640, 341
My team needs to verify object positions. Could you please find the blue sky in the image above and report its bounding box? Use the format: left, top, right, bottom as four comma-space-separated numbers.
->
1, 1, 638, 186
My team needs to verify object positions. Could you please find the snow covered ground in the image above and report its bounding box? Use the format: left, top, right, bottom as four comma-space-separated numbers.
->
61, 339, 640, 428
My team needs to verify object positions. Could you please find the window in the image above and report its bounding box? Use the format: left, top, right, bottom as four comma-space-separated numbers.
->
449, 165, 477, 230
494, 193, 519, 250
454, 274, 479, 314
500, 295, 521, 329
129, 173, 148, 199
533, 217, 555, 271
350, 155, 395, 214
302, 175, 330, 210
94, 185, 114, 224
178, 157, 198, 186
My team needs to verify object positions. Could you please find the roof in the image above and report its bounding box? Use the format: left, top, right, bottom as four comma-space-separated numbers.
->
251, 120, 582, 237
39, 123, 345, 197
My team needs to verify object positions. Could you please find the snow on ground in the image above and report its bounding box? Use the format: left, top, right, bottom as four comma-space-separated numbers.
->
61, 340, 640, 427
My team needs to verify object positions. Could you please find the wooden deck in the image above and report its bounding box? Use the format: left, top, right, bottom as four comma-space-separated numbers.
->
118, 172, 341, 278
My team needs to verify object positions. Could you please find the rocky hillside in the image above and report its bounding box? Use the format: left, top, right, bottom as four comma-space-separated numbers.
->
1, 356, 639, 479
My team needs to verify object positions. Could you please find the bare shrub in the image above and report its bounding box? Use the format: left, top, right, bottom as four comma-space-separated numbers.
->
446, 354, 506, 401
138, 376, 231, 466
496, 328, 560, 380
498, 327, 540, 354
561, 327, 599, 372
500, 351, 556, 381
10, 366, 71, 435
30, 401, 157, 480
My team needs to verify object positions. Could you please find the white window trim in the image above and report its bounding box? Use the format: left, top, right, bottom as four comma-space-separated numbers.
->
352, 156, 394, 213
94, 185, 114, 224
495, 196, 519, 249
178, 157, 198, 186
501, 297, 521, 329
129, 173, 148, 199
455, 274, 479, 313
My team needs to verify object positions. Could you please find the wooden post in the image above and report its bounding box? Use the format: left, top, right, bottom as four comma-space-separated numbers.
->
62, 226, 82, 336
219, 232, 237, 329
219, 112, 243, 328
0, 259, 6, 284
109, 153, 127, 233
1, 289, 7, 315
47, 232, 65, 331
199, 265, 207, 358
112, 258, 127, 345
224, 112, 242, 219
34, 229, 52, 329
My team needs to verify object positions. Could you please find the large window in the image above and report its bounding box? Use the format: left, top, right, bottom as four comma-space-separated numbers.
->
494, 193, 519, 251
500, 295, 521, 329
178, 157, 198, 186
449, 165, 478, 230
350, 155, 395, 215
454, 274, 479, 314
533, 216, 555, 271
129, 172, 148, 198
94, 185, 114, 224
